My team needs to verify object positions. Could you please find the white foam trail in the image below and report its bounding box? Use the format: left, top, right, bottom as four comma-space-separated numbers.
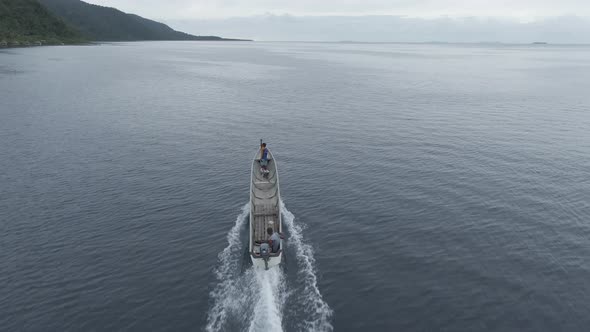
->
206, 203, 332, 332
281, 201, 334, 332
248, 268, 286, 332
206, 204, 250, 332
206, 204, 286, 332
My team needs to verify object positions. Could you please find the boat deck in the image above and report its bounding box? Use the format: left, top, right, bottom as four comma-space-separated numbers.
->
251, 157, 281, 244
252, 203, 279, 243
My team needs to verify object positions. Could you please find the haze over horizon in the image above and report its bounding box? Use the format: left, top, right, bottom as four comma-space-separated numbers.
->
82, 0, 590, 42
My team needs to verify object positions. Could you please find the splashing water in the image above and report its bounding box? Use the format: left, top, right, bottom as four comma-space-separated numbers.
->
205, 204, 253, 332
206, 202, 332, 332
281, 201, 334, 332
206, 204, 285, 332
247, 267, 286, 332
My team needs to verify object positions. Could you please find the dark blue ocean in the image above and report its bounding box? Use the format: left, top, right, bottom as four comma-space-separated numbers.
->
1, 41, 589, 331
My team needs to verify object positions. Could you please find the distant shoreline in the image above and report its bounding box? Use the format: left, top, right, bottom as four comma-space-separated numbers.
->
0, 39, 253, 49
256, 40, 590, 46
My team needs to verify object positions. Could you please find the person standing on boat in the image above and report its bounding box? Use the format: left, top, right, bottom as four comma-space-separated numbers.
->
260, 143, 270, 171
267, 227, 281, 253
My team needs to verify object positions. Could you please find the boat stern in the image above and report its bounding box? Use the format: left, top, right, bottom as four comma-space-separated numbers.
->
251, 252, 283, 270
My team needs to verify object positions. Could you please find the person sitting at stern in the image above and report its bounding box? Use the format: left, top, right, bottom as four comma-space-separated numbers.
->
267, 227, 281, 253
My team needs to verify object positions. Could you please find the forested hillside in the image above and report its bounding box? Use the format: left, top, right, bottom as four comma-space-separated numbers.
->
38, 0, 228, 41
0, 0, 84, 45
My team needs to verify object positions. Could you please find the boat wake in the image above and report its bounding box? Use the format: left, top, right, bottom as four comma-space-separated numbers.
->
205, 202, 333, 332
280, 201, 333, 332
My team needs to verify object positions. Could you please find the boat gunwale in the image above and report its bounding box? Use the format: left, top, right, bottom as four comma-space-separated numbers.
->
249, 148, 283, 265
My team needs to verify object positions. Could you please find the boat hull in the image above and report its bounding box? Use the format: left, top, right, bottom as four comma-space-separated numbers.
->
249, 148, 282, 270
251, 253, 282, 269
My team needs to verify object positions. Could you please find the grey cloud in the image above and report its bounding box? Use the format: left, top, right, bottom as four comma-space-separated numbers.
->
84, 0, 590, 42
87, 0, 590, 19
166, 15, 590, 43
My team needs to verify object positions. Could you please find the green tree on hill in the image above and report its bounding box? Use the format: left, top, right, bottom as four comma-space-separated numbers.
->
0, 0, 84, 44
37, 0, 229, 41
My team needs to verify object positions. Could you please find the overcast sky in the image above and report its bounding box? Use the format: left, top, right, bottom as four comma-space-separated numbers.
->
83, 0, 590, 42
84, 0, 590, 19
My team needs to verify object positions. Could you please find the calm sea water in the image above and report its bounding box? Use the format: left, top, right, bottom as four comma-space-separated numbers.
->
1, 41, 589, 332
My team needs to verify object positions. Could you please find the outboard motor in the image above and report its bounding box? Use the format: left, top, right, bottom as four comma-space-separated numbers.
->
260, 243, 270, 270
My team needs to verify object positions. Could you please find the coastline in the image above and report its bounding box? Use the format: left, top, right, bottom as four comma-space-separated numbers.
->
0, 38, 253, 49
